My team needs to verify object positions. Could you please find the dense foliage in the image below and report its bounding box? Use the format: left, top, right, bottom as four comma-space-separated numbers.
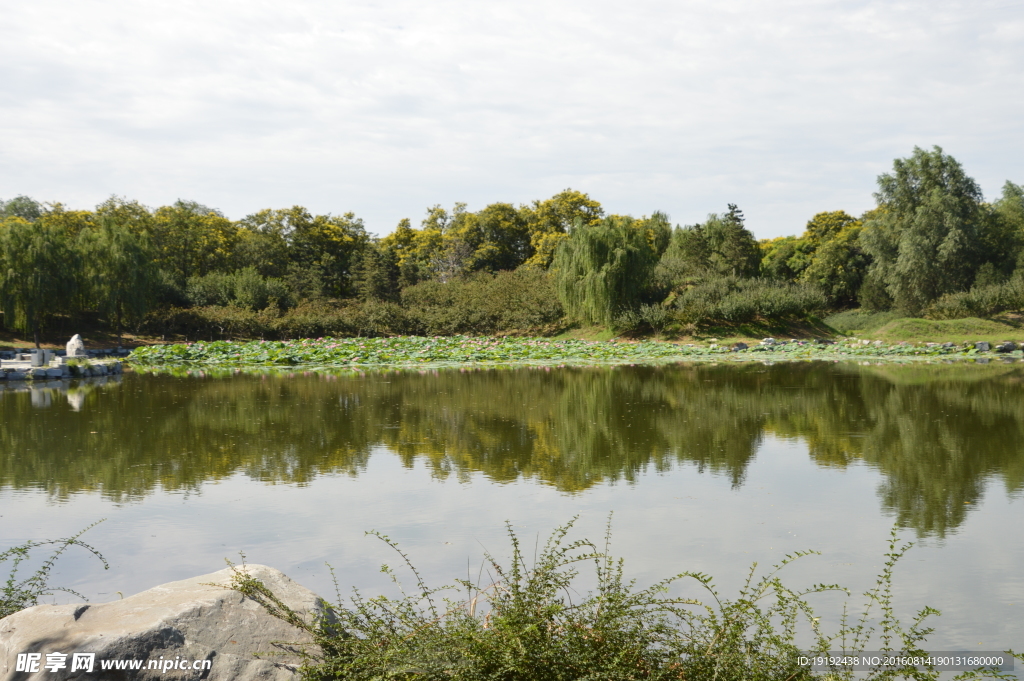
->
3, 147, 1024, 344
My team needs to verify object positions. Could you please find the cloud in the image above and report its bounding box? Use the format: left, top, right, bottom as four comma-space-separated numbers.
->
1, 0, 1022, 236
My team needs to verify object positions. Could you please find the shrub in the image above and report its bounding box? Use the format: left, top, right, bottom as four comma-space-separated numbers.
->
231, 520, 1018, 681
926, 278, 1024, 320
2, 522, 108, 620
673, 277, 826, 326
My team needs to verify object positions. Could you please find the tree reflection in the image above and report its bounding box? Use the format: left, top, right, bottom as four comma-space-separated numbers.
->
1, 361, 1021, 536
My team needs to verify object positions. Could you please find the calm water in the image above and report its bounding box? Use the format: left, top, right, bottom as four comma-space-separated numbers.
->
1, 362, 1022, 656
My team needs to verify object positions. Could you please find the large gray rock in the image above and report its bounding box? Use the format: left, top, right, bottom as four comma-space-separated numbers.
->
0, 565, 330, 681
66, 335, 86, 358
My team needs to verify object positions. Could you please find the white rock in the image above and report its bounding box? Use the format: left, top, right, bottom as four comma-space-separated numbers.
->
66, 334, 86, 358
0, 564, 330, 681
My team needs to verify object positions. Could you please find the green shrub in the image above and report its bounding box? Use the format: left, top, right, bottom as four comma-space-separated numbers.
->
926, 278, 1024, 320
2, 522, 108, 620
402, 269, 563, 335
186, 268, 292, 311
230, 520, 1018, 681
674, 277, 826, 326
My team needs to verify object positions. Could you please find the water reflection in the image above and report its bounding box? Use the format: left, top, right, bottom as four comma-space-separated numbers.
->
1, 363, 1021, 537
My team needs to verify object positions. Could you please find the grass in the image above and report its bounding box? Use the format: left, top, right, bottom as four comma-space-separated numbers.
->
825, 310, 1024, 343
1, 521, 108, 620
869, 317, 1024, 344
231, 518, 1021, 681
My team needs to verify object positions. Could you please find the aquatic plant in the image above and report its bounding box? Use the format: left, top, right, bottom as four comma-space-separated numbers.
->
128, 335, 1009, 370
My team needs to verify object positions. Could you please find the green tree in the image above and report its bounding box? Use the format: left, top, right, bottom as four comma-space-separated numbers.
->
759, 236, 813, 282
553, 213, 668, 326
80, 218, 158, 344
355, 242, 400, 301
984, 181, 1024, 278
704, 204, 760, 278
860, 146, 985, 314
801, 219, 869, 306
0, 196, 43, 221
151, 200, 237, 285
522, 190, 605, 269
0, 219, 78, 347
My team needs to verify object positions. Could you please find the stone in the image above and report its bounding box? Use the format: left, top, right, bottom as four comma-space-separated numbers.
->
30, 369, 48, 380
975, 341, 991, 352
761, 337, 776, 345
0, 564, 330, 681
732, 342, 748, 351
66, 334, 86, 358
996, 341, 1017, 353
6, 371, 27, 381
44, 368, 62, 378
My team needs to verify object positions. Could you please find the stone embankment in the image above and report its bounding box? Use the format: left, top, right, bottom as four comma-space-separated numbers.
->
0, 348, 126, 382
0, 566, 326, 681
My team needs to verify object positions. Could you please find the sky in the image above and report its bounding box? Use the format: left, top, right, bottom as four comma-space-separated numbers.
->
2, 0, 1022, 239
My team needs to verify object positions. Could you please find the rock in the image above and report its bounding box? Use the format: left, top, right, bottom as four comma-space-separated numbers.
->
995, 341, 1017, 353
0, 564, 329, 681
44, 368, 62, 378
814, 338, 835, 345
6, 372, 27, 381
975, 341, 991, 352
732, 342, 748, 351
761, 338, 776, 345
30, 369, 48, 380
66, 335, 86, 358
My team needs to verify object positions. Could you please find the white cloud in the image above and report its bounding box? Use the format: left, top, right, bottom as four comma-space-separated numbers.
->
1, 0, 1022, 237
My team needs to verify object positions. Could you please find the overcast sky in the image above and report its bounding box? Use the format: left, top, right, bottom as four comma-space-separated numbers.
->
2, 0, 1022, 238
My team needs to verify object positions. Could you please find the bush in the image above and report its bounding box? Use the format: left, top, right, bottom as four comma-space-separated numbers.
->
2, 522, 108, 619
926, 278, 1024, 320
673, 277, 826, 326
402, 269, 563, 335
186, 268, 292, 311
231, 520, 1020, 681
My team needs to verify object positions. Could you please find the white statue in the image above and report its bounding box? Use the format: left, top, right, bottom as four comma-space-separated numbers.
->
67, 334, 86, 357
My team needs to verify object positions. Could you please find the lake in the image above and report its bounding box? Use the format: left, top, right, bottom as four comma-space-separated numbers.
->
1, 361, 1022, 658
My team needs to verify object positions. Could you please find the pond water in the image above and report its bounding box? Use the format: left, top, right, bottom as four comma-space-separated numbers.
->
1, 361, 1022, 658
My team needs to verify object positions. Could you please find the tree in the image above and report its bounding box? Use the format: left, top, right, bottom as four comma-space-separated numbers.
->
553, 214, 668, 326
860, 146, 985, 314
760, 236, 812, 282
522, 190, 605, 269
355, 242, 400, 301
801, 217, 869, 307
80, 218, 157, 344
152, 200, 237, 285
0, 196, 43, 221
704, 204, 760, 278
983, 181, 1024, 278
0, 219, 77, 347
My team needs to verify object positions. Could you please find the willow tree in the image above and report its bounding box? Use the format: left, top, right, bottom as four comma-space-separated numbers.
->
553, 213, 669, 326
0, 219, 77, 347
80, 218, 157, 344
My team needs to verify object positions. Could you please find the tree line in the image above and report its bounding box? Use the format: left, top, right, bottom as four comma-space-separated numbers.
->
2, 146, 1023, 345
